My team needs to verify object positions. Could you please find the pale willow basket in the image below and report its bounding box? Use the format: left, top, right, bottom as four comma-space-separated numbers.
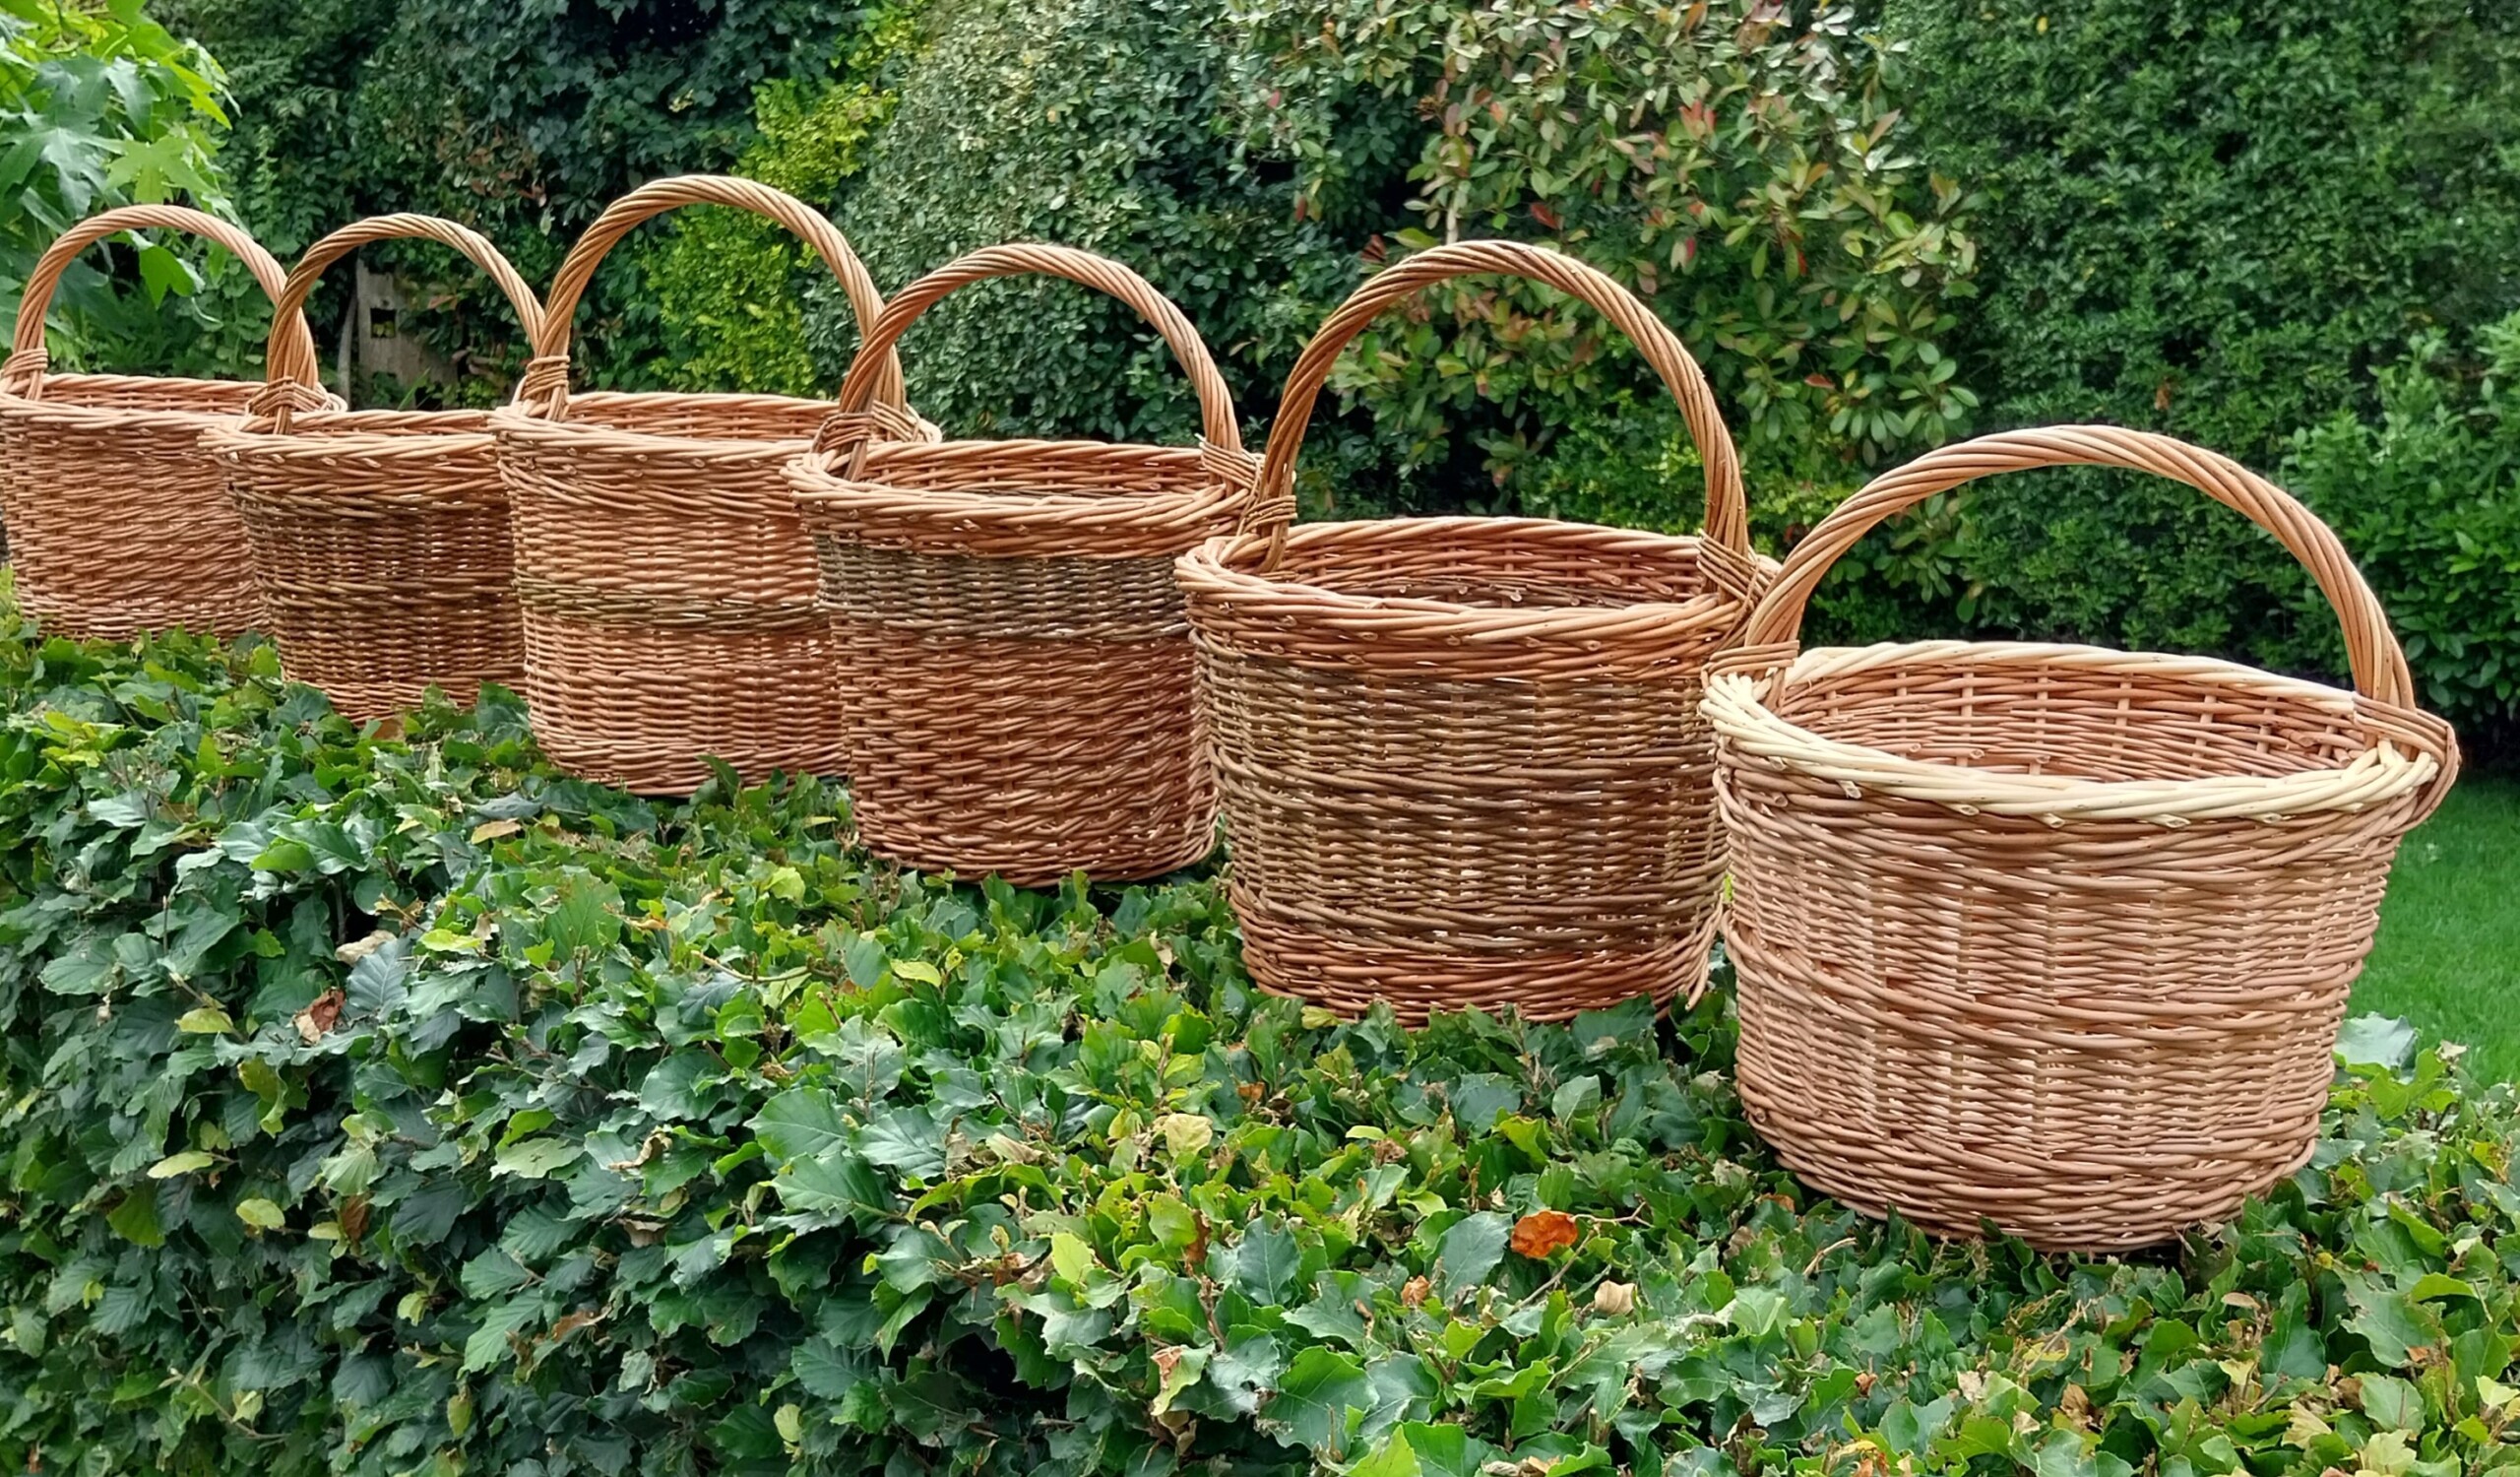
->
489, 175, 921, 794
1703, 425, 2459, 1251
1176, 239, 1768, 1025
788, 244, 1258, 885
208, 215, 545, 720
2, 206, 325, 638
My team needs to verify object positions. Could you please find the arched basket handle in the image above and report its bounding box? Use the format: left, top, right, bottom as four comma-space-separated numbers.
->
245, 213, 547, 432
517, 174, 906, 421
1728, 425, 2420, 708
1238, 238, 1748, 570
4, 205, 321, 398
815, 241, 1246, 472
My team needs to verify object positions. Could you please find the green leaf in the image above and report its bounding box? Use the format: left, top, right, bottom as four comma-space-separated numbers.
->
1264, 1345, 1373, 1456
148, 1151, 215, 1180
1232, 1221, 1303, 1307
1434, 1212, 1511, 1299
751, 1089, 851, 1162
2361, 1373, 2425, 1432
234, 1197, 285, 1231
461, 1296, 540, 1374
493, 1137, 586, 1180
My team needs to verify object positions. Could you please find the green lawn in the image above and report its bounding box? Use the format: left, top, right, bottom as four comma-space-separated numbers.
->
2355, 774, 2520, 1081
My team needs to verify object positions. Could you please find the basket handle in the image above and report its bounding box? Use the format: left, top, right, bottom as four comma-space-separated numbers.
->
1733, 424, 2420, 708
516, 174, 906, 421
1237, 238, 1748, 569
820, 241, 1245, 460
245, 214, 548, 432
3, 205, 321, 398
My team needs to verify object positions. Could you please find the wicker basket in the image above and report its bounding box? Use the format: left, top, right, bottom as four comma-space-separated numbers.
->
787, 244, 1259, 884
489, 175, 918, 793
1175, 239, 1766, 1025
205, 215, 544, 720
1, 206, 324, 638
1702, 425, 2460, 1251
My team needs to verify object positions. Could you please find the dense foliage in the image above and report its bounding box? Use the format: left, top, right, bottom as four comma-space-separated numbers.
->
4, 615, 2520, 1475
1880, 0, 2520, 684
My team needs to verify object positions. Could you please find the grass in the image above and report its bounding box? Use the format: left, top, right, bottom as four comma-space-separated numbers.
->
2354, 773, 2520, 1082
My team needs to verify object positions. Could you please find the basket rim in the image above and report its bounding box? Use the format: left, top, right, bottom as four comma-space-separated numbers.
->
1177, 515, 1764, 636
1704, 639, 2452, 824
790, 435, 1252, 545
206, 406, 498, 459
488, 390, 829, 458
0, 370, 262, 431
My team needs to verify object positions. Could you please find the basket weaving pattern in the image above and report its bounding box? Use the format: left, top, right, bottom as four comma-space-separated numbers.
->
207, 215, 544, 720
788, 244, 1258, 884
1703, 425, 2460, 1251
489, 175, 918, 793
1175, 239, 1767, 1025
0, 206, 324, 638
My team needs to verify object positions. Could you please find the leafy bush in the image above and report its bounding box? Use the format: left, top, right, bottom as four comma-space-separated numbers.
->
6, 611, 2520, 1475
2278, 315, 2520, 754
0, 0, 264, 381
1881, 0, 2520, 677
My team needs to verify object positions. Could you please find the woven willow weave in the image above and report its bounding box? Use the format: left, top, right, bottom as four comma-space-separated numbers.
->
489, 175, 920, 794
207, 215, 544, 720
1703, 425, 2460, 1251
788, 244, 1258, 884
1176, 239, 1766, 1025
1, 206, 324, 638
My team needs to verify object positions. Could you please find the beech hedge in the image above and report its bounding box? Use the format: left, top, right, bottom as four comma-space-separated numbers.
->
3, 610, 2520, 1476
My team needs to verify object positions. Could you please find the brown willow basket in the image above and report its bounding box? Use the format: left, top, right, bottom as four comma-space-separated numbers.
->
205, 215, 544, 721
489, 175, 919, 794
1, 206, 324, 638
787, 244, 1259, 885
1175, 239, 1767, 1025
1702, 425, 2461, 1252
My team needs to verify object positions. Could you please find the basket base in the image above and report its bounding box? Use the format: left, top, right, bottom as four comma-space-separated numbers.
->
1235, 892, 1715, 1027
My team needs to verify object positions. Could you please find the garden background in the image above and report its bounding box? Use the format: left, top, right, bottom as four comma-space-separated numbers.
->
4, 1, 2520, 1473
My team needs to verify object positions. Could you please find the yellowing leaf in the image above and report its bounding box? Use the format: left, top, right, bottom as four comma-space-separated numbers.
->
235, 1197, 284, 1230
175, 1005, 234, 1034
148, 1151, 216, 1180
470, 818, 523, 843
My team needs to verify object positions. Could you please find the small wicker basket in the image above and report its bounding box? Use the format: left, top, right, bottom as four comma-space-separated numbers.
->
206, 215, 544, 720
787, 244, 1258, 884
489, 175, 920, 793
1175, 239, 1767, 1025
1703, 425, 2460, 1251
1, 206, 324, 638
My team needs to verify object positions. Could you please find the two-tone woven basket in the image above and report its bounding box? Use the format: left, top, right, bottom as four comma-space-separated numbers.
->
1703, 425, 2460, 1251
207, 215, 544, 720
1176, 239, 1767, 1025
787, 244, 1258, 884
1, 206, 324, 638
490, 175, 919, 793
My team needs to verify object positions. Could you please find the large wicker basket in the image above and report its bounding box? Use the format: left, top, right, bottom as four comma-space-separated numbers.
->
206, 215, 544, 720
489, 176, 917, 793
1, 206, 324, 638
1702, 425, 2460, 1251
787, 244, 1258, 884
1175, 239, 1766, 1024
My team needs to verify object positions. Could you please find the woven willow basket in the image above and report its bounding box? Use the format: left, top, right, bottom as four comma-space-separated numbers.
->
1175, 239, 1767, 1025
206, 215, 544, 721
1703, 425, 2460, 1251
1, 206, 324, 638
787, 245, 1258, 884
489, 176, 919, 794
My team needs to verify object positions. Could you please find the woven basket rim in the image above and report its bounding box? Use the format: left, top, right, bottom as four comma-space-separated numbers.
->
206, 407, 498, 456
1703, 639, 2450, 823
488, 391, 825, 457
0, 371, 262, 431
1178, 516, 1759, 636
792, 436, 1251, 545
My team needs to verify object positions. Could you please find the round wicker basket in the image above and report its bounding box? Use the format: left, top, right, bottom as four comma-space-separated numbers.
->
1176, 239, 1768, 1025
206, 215, 544, 720
787, 243, 1258, 884
488, 175, 921, 793
1703, 425, 2460, 1250
1, 206, 324, 639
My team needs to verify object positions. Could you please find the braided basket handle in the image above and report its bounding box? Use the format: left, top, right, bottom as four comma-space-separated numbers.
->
1735, 425, 2421, 708
247, 214, 548, 432
4, 205, 321, 398
1240, 239, 1748, 568
821, 241, 1246, 461
519, 174, 906, 421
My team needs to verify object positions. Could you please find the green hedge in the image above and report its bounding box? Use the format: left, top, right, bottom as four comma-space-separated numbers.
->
5, 614, 2520, 1474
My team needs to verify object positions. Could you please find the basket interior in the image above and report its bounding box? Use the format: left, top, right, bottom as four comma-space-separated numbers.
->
1776, 647, 2374, 784
1259, 521, 1720, 610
